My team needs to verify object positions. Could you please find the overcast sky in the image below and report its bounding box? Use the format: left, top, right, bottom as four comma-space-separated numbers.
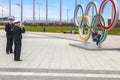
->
0, 0, 120, 21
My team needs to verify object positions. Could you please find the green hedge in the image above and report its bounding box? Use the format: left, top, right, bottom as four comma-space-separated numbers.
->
108, 27, 120, 35
0, 26, 120, 35
25, 26, 77, 33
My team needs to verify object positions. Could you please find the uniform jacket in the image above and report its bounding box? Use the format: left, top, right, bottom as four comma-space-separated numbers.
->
5, 23, 14, 35
13, 26, 25, 41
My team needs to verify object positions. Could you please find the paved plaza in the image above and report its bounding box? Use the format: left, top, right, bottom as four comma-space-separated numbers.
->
0, 30, 120, 80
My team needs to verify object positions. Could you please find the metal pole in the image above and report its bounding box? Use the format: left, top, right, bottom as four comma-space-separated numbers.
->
38, 4, 40, 22
16, 0, 23, 22
2, 7, 3, 17
33, 0, 35, 25
9, 0, 11, 16
60, 0, 62, 26
46, 0, 48, 26
111, 4, 113, 20
21, 0, 23, 22
37, 2, 40, 22
1, 7, 3, 22
92, 0, 94, 18
75, 0, 77, 7
80, 0, 82, 18
67, 8, 69, 23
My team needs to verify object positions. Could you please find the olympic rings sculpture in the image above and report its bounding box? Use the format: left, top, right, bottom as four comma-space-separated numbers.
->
74, 0, 119, 45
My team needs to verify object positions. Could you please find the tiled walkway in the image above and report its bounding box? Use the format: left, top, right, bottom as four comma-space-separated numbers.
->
0, 30, 120, 80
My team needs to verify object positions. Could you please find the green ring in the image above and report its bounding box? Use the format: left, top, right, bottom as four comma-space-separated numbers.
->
90, 14, 107, 43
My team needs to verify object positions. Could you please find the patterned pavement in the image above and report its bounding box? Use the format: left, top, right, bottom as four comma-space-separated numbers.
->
0, 30, 120, 80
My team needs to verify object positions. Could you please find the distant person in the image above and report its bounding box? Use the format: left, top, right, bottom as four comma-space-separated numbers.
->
5, 17, 14, 54
13, 19, 25, 61
92, 29, 101, 45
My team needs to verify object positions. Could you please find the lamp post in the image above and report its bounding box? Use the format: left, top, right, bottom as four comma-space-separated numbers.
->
9, 0, 11, 16
75, 0, 77, 7
80, 0, 83, 18
111, 3, 113, 20
1, 7, 3, 18
1, 7, 3, 22
33, 0, 35, 25
37, 2, 40, 22
16, 0, 23, 22
0, 6, 3, 22
46, 0, 48, 26
117, 1, 120, 27
60, 0, 62, 26
67, 8, 69, 24
92, 0, 94, 18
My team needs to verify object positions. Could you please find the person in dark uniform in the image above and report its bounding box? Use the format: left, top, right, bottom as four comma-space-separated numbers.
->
13, 19, 25, 61
5, 17, 14, 54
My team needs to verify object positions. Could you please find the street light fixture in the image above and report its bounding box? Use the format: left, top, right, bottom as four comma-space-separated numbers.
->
16, 3, 21, 7
16, 0, 23, 22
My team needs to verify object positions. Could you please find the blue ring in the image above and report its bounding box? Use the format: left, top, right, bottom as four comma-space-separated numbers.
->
74, 4, 84, 28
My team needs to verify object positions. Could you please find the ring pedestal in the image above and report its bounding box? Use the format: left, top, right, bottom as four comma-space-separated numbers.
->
69, 42, 120, 51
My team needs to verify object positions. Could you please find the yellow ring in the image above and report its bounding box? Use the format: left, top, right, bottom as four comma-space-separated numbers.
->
78, 16, 90, 41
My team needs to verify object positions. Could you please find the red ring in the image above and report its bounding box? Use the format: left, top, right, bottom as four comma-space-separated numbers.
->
99, 0, 117, 30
